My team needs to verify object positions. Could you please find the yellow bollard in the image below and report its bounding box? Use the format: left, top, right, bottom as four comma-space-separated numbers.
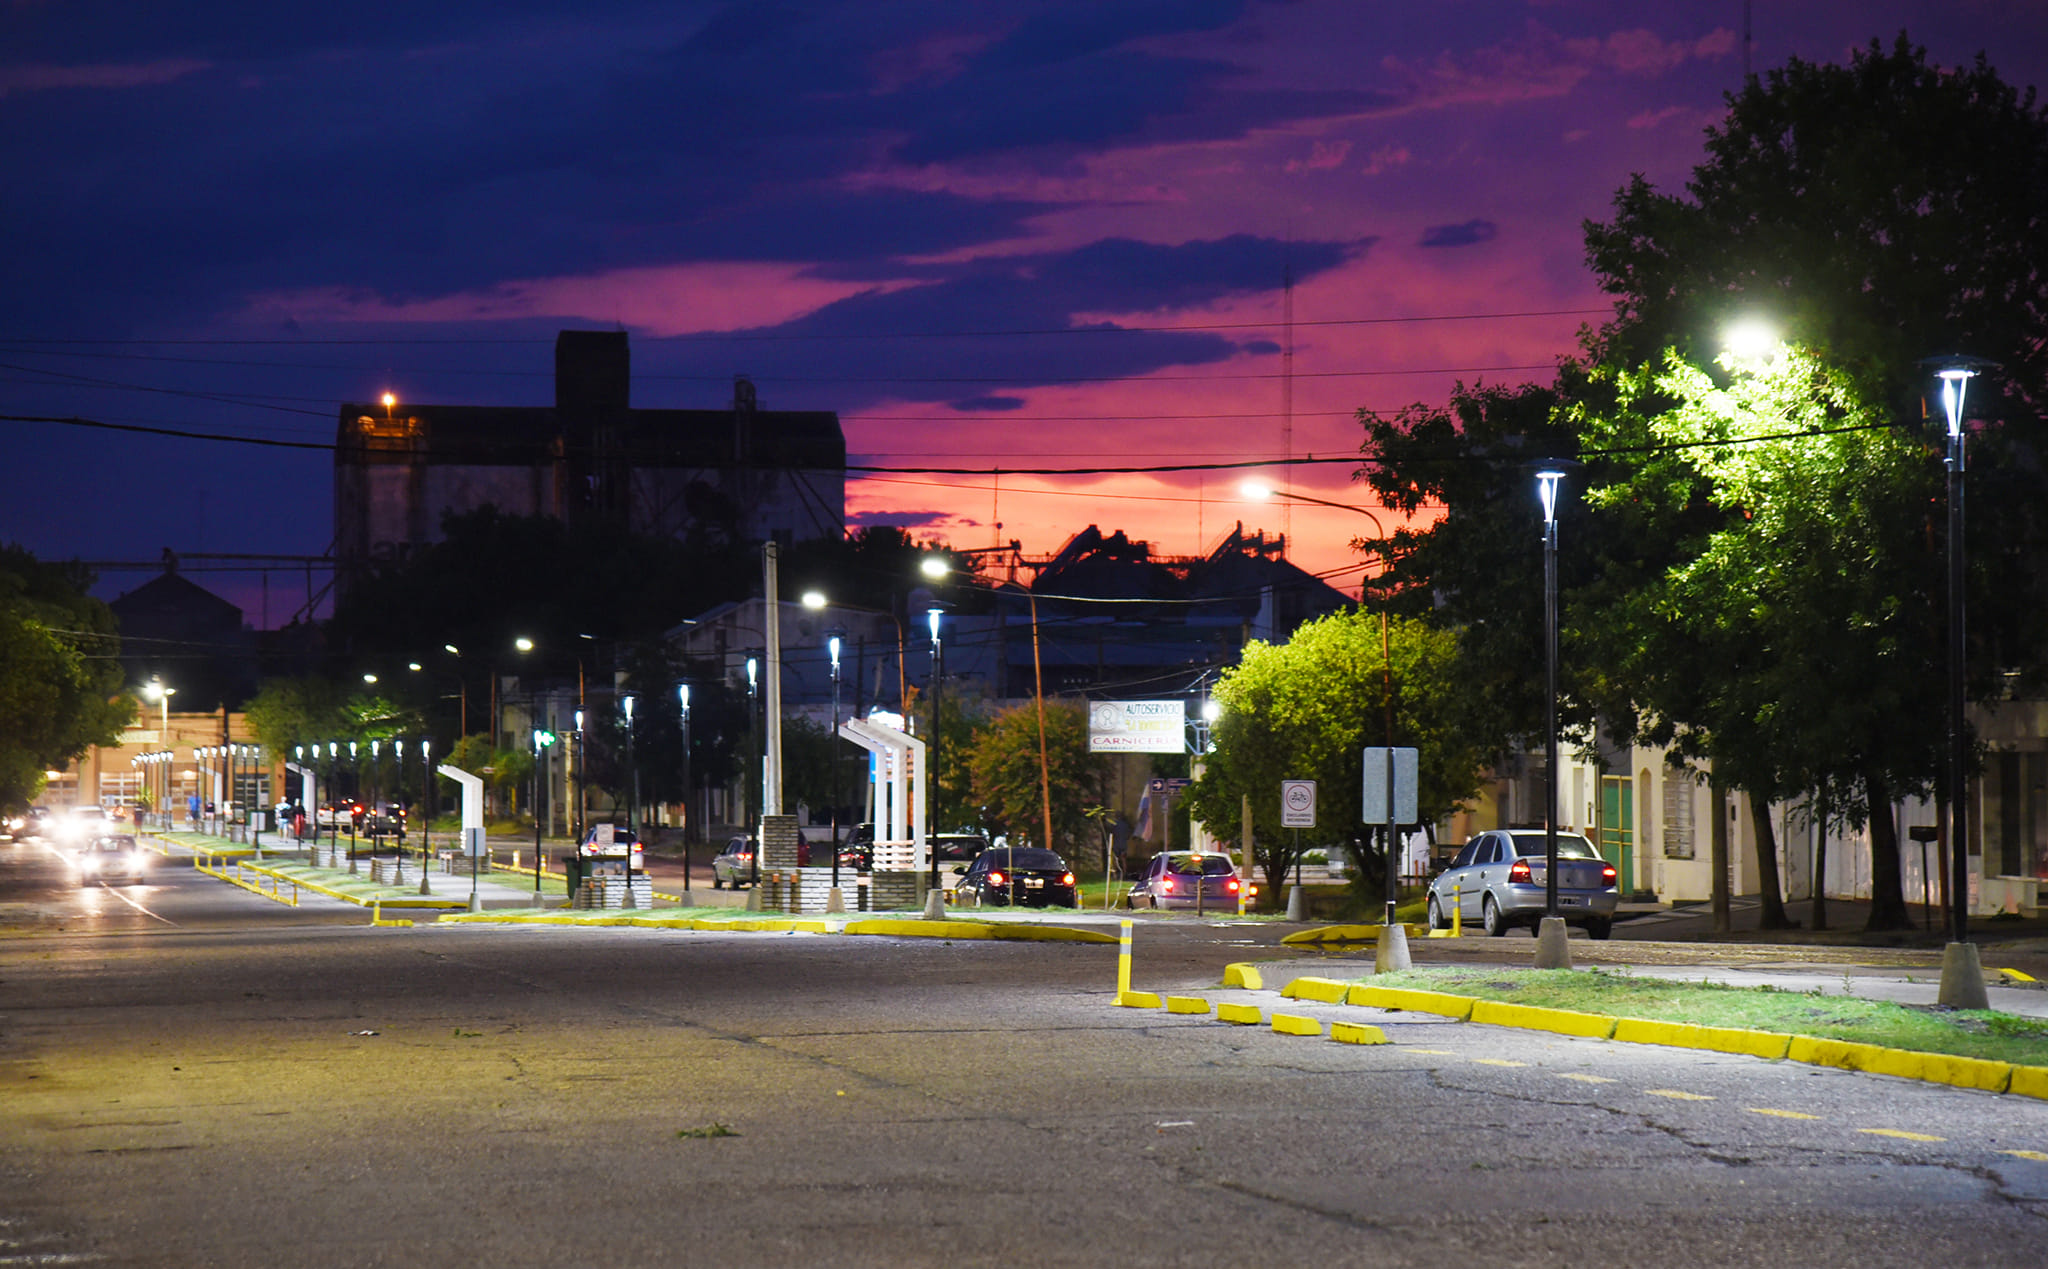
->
1117, 919, 1133, 998
1451, 883, 1462, 938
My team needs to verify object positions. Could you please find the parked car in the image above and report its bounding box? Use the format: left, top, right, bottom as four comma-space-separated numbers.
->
1124, 851, 1252, 910
953, 847, 1078, 908
316, 801, 362, 829
712, 835, 756, 888
1425, 829, 1619, 938
362, 802, 407, 835
578, 825, 645, 870
837, 823, 876, 871
75, 833, 149, 885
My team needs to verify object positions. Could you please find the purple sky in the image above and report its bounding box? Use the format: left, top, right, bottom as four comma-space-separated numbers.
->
4, 2, 2043, 625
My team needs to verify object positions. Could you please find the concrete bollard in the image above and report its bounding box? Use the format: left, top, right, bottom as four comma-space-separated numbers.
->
825, 886, 846, 914
1285, 885, 1306, 922
1374, 921, 1412, 973
922, 888, 948, 920
1533, 915, 1573, 969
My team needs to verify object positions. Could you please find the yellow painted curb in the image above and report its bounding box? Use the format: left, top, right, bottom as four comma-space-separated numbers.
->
844, 919, 993, 939
1345, 985, 1475, 1020
1272, 1013, 1322, 1037
1611, 1018, 1793, 1061
1279, 923, 1427, 946
1469, 999, 1617, 1040
1222, 963, 1264, 990
2010, 1065, 2048, 1100
1917, 1052, 2014, 1094
1330, 1022, 1389, 1045
1116, 991, 1163, 1008
1280, 976, 1350, 1003
987, 924, 1118, 944
1166, 996, 1212, 1015
1217, 1003, 1263, 1026
1995, 967, 2036, 983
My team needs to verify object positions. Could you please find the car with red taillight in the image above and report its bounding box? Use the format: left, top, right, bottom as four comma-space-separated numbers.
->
1425, 830, 1619, 938
1123, 851, 1255, 911
953, 846, 1078, 908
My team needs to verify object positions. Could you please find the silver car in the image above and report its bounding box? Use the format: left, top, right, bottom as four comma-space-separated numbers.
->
1426, 830, 1618, 938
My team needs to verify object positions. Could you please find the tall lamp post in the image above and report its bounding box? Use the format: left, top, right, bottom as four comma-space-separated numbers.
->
676, 685, 691, 894
1533, 462, 1578, 971
1929, 355, 1997, 1009
827, 635, 842, 892
144, 679, 175, 829
925, 604, 944, 894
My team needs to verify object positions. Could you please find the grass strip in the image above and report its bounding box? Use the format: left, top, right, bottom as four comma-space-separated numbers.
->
1364, 966, 2048, 1067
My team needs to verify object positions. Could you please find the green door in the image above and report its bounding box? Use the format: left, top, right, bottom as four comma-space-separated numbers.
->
1600, 776, 1633, 895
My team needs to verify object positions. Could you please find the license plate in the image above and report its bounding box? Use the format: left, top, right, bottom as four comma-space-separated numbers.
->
1025, 878, 1044, 888
1561, 896, 1584, 907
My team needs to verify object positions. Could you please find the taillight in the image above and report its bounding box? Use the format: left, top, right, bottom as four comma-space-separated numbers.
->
989, 870, 1006, 886
1602, 864, 1617, 882
1509, 860, 1532, 883
1061, 873, 1075, 886
1226, 878, 1240, 892
1161, 877, 1174, 892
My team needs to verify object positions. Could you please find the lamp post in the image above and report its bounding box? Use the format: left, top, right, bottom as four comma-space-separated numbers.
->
418, 737, 434, 895
676, 685, 691, 895
828, 635, 842, 891
746, 655, 760, 886
1928, 355, 1997, 1009
144, 679, 175, 829
926, 604, 944, 894
621, 694, 637, 894
1532, 462, 1577, 970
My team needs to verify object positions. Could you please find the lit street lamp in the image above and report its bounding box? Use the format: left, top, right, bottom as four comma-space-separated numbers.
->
1928, 354, 1998, 1009
1533, 461, 1579, 971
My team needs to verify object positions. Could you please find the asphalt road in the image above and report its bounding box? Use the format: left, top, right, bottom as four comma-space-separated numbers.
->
3, 838, 2047, 1266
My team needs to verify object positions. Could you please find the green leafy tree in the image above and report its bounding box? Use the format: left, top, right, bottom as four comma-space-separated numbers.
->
1574, 35, 2048, 929
1185, 610, 1489, 902
968, 700, 1104, 855
0, 545, 130, 809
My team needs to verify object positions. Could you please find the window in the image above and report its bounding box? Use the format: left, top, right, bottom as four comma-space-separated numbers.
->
1662, 773, 1695, 859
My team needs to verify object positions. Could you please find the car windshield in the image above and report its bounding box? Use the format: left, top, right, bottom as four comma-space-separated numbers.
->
933, 836, 986, 861
95, 837, 136, 852
990, 848, 1064, 870
1167, 854, 1235, 876
1506, 832, 1600, 860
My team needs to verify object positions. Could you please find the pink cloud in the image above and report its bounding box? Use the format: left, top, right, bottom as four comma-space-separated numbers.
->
1361, 144, 1411, 175
0, 58, 210, 97
1284, 138, 1353, 173
1627, 104, 1691, 130
246, 263, 919, 337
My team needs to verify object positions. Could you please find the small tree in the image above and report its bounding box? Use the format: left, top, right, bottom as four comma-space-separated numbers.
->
968, 700, 1105, 855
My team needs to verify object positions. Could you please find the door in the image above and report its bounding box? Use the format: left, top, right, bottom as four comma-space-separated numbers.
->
1600, 776, 1633, 895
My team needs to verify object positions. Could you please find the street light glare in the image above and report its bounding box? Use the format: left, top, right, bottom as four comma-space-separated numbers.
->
919, 555, 949, 579
801, 590, 827, 609
1723, 319, 1779, 367
444, 643, 460, 655
1535, 469, 1567, 525
514, 637, 534, 653
1239, 479, 1275, 501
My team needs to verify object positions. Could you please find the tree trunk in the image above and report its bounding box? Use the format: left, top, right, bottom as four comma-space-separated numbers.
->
1710, 776, 1731, 934
1811, 789, 1829, 931
1749, 796, 1791, 929
1864, 770, 1911, 931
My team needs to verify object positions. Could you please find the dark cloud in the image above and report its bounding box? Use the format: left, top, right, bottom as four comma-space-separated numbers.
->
950, 396, 1028, 411
847, 508, 954, 529
1419, 219, 1500, 248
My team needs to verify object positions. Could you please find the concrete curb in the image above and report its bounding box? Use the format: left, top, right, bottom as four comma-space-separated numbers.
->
432, 909, 1117, 943
1280, 974, 2048, 1101
1279, 923, 1428, 947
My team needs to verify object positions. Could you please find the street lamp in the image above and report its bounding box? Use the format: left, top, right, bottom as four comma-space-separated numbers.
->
1533, 461, 1578, 970
676, 685, 692, 895
827, 635, 842, 892
926, 604, 944, 894
1927, 354, 1998, 1009
144, 679, 175, 828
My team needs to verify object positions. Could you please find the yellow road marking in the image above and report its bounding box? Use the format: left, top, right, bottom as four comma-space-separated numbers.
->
1999, 1150, 2048, 1162
1859, 1128, 1945, 1143
1646, 1089, 1715, 1101
1748, 1108, 1821, 1120
1472, 1059, 1527, 1068
1407, 1049, 1457, 1056
1557, 1073, 1616, 1084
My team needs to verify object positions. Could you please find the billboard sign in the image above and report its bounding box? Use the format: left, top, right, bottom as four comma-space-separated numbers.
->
1088, 700, 1186, 753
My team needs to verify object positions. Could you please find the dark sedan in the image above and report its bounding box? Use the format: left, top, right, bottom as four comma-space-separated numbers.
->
953, 847, 1078, 908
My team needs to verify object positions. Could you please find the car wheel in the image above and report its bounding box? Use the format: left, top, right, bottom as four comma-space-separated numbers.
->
712, 876, 723, 890
1482, 896, 1507, 937
1586, 916, 1613, 940
1427, 895, 1446, 930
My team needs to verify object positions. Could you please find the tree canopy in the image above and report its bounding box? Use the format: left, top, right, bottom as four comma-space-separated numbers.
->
0, 545, 131, 809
